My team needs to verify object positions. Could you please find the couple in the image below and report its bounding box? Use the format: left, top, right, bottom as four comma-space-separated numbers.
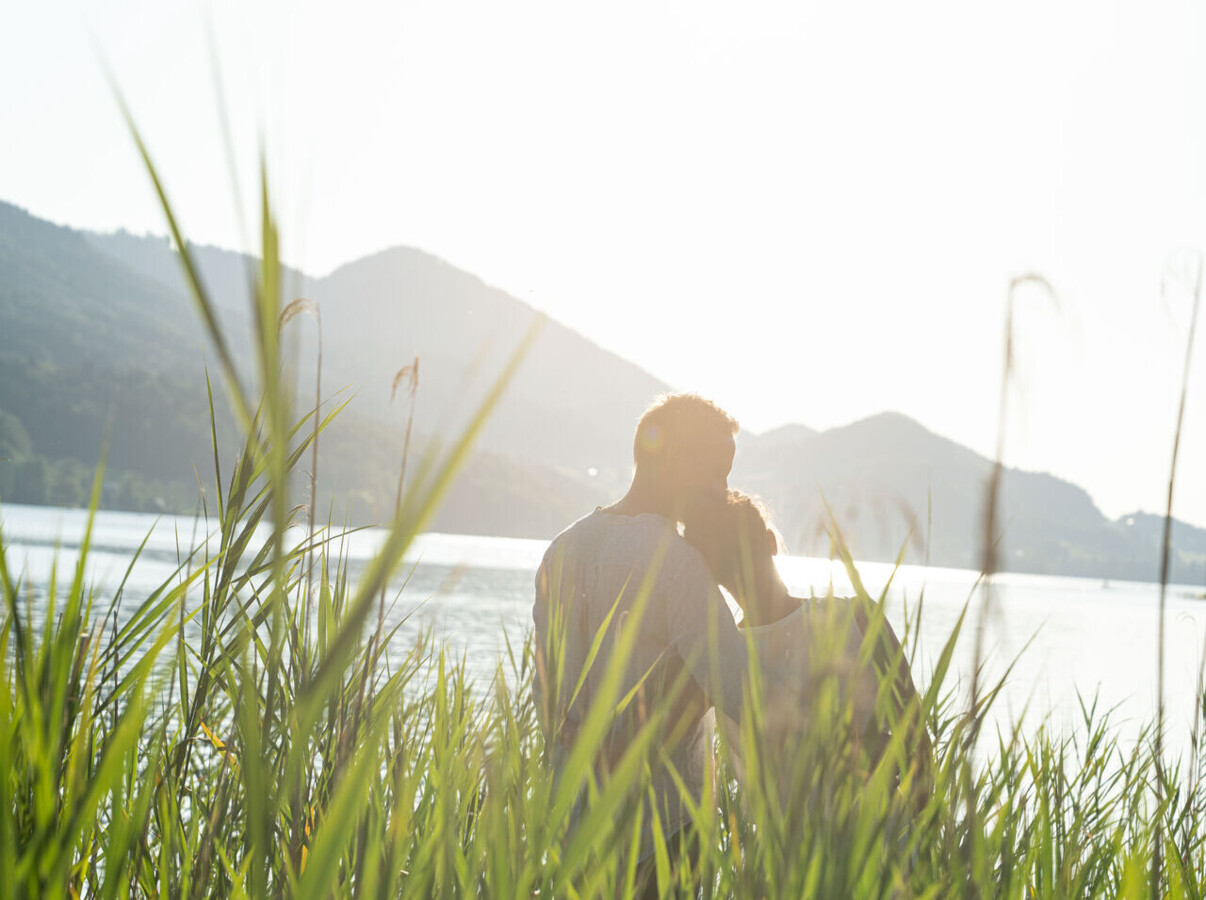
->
532, 393, 925, 891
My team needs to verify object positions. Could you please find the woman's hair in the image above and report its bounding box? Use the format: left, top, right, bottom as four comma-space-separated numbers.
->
684, 489, 783, 591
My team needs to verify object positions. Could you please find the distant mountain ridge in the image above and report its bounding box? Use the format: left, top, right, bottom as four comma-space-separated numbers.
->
3, 198, 1204, 583
733, 411, 1205, 582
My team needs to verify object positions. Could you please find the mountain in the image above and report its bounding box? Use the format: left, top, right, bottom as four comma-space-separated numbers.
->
0, 203, 201, 370
87, 230, 668, 489
308, 244, 672, 484
3, 198, 1204, 582
733, 412, 1206, 583
2, 201, 634, 532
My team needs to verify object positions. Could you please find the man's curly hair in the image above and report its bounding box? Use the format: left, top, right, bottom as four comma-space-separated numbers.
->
633, 392, 738, 468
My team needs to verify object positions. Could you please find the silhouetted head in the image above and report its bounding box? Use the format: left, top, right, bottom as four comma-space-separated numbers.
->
633, 393, 738, 518
683, 489, 783, 609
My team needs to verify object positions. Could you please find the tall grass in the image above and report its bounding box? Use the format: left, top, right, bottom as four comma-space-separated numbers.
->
5, 455, 1206, 897
3, 116, 1206, 899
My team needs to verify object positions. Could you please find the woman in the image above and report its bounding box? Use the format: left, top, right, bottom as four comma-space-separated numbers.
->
682, 490, 931, 810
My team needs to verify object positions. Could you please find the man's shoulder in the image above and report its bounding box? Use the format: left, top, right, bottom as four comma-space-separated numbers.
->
542, 510, 709, 576
544, 508, 604, 552
540, 509, 607, 572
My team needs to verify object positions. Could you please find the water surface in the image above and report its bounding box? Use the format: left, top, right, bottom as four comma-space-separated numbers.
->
4, 502, 1205, 756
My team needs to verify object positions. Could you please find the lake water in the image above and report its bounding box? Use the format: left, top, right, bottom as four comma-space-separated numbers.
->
5, 502, 1206, 758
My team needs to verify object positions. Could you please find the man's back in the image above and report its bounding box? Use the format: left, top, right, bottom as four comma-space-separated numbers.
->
532, 508, 748, 854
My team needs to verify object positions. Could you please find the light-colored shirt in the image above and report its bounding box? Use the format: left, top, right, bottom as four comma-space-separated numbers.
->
532, 508, 750, 857
718, 601, 875, 806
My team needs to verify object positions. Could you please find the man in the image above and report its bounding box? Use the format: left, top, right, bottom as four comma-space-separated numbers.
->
532, 392, 753, 891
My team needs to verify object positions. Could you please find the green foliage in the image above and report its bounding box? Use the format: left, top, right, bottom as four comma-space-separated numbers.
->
3, 447, 1205, 897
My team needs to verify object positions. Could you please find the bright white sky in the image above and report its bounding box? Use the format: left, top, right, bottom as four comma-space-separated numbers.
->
5, 0, 1206, 529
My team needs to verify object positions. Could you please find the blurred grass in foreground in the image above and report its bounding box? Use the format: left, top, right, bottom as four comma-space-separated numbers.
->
2, 111, 1206, 900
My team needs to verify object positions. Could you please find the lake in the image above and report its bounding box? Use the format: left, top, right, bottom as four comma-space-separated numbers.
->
4, 502, 1206, 757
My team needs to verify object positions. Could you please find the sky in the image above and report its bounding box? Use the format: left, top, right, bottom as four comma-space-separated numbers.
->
5, 0, 1206, 528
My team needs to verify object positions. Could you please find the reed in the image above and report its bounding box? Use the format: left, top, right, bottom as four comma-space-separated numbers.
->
4, 468, 1205, 897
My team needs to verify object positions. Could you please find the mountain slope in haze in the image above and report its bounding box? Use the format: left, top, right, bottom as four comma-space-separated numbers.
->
88, 230, 670, 488
734, 412, 1206, 583
2, 201, 627, 534
0, 203, 227, 492
311, 245, 670, 485
1, 203, 202, 370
